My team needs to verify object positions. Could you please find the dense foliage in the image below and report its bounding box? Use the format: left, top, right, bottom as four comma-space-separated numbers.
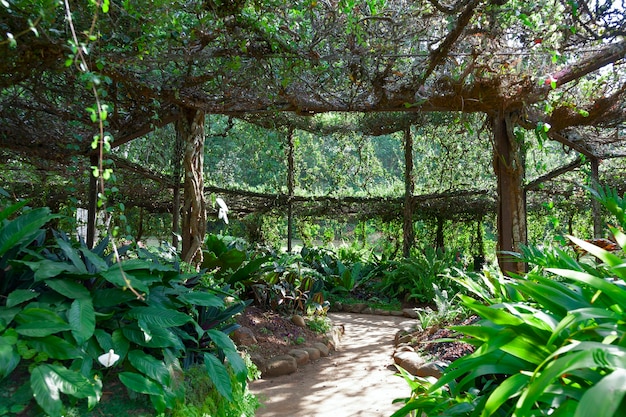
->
392, 187, 626, 417
0, 200, 256, 416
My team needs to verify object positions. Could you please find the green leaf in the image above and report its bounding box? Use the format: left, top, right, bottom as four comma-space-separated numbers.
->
177, 292, 224, 308
28, 335, 82, 360
30, 365, 63, 417
0, 337, 20, 379
46, 279, 91, 300
125, 307, 191, 328
15, 308, 71, 337
119, 371, 163, 396
19, 259, 80, 281
127, 350, 171, 385
69, 298, 95, 345
101, 268, 149, 294
204, 353, 233, 401
111, 329, 130, 360
575, 369, 626, 417
30, 364, 100, 417
547, 268, 626, 306
56, 237, 88, 274
516, 346, 626, 415
79, 247, 109, 272
6, 289, 39, 308
483, 373, 529, 416
92, 288, 138, 308
0, 207, 53, 257
121, 324, 182, 349
567, 235, 624, 269
0, 199, 29, 223
206, 329, 237, 351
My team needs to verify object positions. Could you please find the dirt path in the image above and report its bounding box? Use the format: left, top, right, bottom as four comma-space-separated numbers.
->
249, 312, 414, 417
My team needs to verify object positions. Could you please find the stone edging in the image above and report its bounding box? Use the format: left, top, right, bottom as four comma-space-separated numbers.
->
254, 324, 344, 378
391, 320, 449, 379
331, 301, 421, 319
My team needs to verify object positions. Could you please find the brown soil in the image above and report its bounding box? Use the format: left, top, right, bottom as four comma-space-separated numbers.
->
235, 306, 330, 359
239, 307, 476, 417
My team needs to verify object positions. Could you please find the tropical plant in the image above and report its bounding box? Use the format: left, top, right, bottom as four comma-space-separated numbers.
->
392, 187, 626, 417
248, 252, 326, 315
378, 246, 463, 303
0, 203, 251, 416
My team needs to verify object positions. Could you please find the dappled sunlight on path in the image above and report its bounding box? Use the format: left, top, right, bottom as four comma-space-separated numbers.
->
250, 313, 413, 417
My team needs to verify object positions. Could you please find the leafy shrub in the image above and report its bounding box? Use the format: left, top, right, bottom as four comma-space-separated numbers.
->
248, 252, 326, 314
171, 353, 260, 417
306, 315, 333, 334
392, 187, 626, 417
0, 202, 251, 416
378, 246, 462, 302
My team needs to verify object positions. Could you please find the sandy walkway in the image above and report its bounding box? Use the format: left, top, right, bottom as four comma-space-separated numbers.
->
249, 312, 414, 417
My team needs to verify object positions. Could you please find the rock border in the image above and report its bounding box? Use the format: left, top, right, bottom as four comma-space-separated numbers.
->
391, 320, 449, 379
331, 301, 421, 319
253, 326, 344, 377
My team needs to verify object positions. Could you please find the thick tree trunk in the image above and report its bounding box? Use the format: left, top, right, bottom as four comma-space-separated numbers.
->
172, 127, 184, 249
403, 127, 415, 258
287, 128, 295, 252
590, 157, 602, 238
492, 113, 527, 275
178, 109, 207, 266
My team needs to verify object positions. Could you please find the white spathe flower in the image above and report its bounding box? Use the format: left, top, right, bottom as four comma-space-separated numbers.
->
98, 349, 120, 368
216, 197, 229, 224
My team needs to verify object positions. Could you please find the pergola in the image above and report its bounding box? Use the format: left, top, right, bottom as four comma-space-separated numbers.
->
1, 0, 625, 273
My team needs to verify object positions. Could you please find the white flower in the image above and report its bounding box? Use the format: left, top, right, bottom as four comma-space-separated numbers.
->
98, 349, 120, 367
216, 197, 229, 224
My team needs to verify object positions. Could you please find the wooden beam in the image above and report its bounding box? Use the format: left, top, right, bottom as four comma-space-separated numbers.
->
525, 156, 584, 191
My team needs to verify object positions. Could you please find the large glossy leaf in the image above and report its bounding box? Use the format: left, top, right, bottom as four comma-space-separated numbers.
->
549, 307, 623, 346
28, 335, 82, 360
69, 298, 95, 345
207, 330, 247, 381
79, 246, 109, 272
6, 289, 39, 308
574, 369, 626, 417
91, 288, 138, 308
19, 259, 81, 281
516, 347, 626, 415
515, 277, 589, 316
125, 307, 192, 328
567, 235, 624, 269
127, 350, 171, 385
482, 373, 529, 416
46, 279, 91, 300
203, 352, 233, 401
0, 207, 53, 257
101, 268, 150, 294
55, 237, 88, 274
119, 371, 164, 396
177, 291, 224, 308
120, 258, 173, 272
227, 255, 271, 284
30, 364, 101, 417
547, 268, 626, 306
15, 308, 70, 337
111, 329, 130, 361
122, 324, 182, 350
0, 336, 20, 379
